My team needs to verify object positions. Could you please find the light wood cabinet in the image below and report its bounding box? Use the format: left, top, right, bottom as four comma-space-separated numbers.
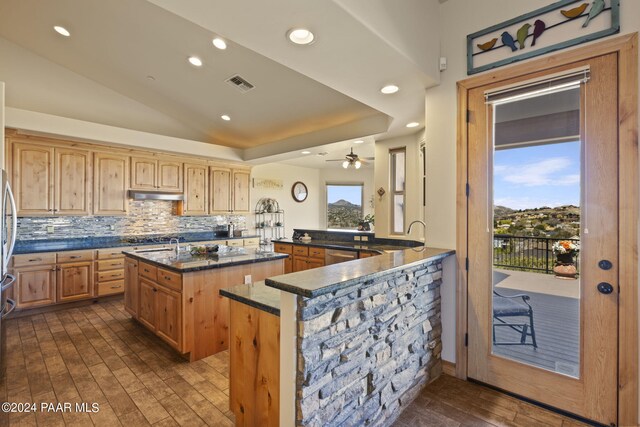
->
94, 153, 129, 215
210, 167, 231, 213
284, 254, 293, 273
14, 264, 56, 308
232, 170, 251, 213
131, 157, 183, 191
155, 286, 182, 349
12, 143, 54, 215
57, 261, 94, 302
124, 258, 139, 318
55, 148, 92, 215
293, 256, 310, 272
181, 163, 209, 215
138, 278, 156, 330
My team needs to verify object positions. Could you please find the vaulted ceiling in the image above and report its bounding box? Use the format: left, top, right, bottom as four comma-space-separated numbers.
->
0, 0, 441, 161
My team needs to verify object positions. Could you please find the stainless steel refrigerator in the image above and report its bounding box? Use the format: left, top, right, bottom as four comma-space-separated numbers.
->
0, 170, 17, 382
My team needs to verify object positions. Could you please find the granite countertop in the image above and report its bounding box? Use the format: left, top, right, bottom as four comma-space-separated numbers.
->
123, 248, 288, 273
14, 232, 259, 254
266, 247, 455, 298
274, 238, 416, 253
220, 281, 280, 316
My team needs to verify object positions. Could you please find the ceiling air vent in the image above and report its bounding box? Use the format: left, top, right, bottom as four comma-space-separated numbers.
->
225, 74, 255, 93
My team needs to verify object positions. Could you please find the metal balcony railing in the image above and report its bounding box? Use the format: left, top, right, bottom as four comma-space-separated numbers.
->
493, 235, 580, 274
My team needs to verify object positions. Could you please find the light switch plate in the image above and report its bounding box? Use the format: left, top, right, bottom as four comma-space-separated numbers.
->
47, 226, 55, 234
244, 275, 252, 285
361, 236, 369, 242
354, 236, 361, 241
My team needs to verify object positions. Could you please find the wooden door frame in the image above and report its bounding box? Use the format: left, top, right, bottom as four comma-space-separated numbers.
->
456, 33, 638, 426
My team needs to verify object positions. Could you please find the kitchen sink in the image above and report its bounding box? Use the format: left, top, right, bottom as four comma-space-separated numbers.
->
134, 248, 174, 253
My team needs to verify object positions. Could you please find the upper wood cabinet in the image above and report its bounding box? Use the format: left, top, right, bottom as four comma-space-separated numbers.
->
210, 167, 232, 213
12, 143, 54, 215
94, 153, 129, 215
55, 148, 92, 215
131, 157, 183, 191
11, 143, 92, 216
232, 170, 251, 213
181, 163, 209, 215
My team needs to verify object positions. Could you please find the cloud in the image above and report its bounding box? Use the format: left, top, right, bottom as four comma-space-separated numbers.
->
494, 197, 575, 210
495, 157, 579, 187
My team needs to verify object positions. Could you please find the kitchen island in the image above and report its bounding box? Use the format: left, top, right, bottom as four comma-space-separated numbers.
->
221, 245, 454, 426
123, 247, 286, 361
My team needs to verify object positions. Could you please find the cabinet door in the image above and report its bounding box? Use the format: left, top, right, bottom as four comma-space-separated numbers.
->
293, 256, 308, 272
57, 262, 94, 302
55, 148, 92, 215
155, 286, 182, 350
284, 254, 293, 274
138, 278, 156, 331
182, 163, 209, 215
307, 258, 325, 269
130, 157, 157, 190
210, 167, 231, 213
12, 143, 54, 215
232, 170, 250, 213
94, 153, 129, 215
15, 265, 56, 308
124, 258, 139, 318
157, 160, 183, 191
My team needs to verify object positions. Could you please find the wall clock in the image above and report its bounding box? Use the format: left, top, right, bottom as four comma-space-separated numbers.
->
291, 181, 308, 203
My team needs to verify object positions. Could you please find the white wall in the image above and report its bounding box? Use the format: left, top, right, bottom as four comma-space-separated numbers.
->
426, 0, 640, 374
318, 167, 375, 229
374, 131, 424, 240
1, 81, 4, 168
250, 163, 322, 239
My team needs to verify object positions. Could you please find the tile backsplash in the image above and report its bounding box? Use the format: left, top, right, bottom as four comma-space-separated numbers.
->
17, 200, 247, 240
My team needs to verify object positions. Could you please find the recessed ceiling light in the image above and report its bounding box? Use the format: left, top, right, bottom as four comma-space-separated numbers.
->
353, 140, 364, 144
53, 26, 70, 37
188, 56, 203, 67
212, 38, 227, 50
380, 85, 399, 94
406, 122, 420, 128
287, 28, 315, 45
301, 151, 311, 155
221, 115, 231, 121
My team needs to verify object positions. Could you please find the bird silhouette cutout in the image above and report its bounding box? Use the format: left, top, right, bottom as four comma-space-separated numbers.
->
477, 38, 498, 51
531, 19, 546, 46
516, 23, 531, 49
561, 3, 589, 19
583, 0, 605, 28
501, 31, 518, 52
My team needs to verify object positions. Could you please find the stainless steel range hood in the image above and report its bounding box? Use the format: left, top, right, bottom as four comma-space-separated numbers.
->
127, 190, 184, 201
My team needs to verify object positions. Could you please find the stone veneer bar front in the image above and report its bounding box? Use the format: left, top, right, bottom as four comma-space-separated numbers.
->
265, 247, 454, 426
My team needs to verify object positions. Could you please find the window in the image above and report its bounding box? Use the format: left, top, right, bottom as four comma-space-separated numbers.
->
326, 184, 364, 229
390, 148, 406, 234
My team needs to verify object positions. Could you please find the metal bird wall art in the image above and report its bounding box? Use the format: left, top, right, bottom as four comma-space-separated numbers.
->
501, 31, 518, 52
583, 0, 605, 28
516, 23, 531, 49
561, 3, 589, 19
531, 19, 546, 46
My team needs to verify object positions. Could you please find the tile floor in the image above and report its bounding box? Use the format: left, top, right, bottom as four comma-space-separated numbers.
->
1, 298, 591, 427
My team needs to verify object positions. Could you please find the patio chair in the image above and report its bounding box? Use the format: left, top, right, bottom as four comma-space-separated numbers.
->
492, 290, 538, 348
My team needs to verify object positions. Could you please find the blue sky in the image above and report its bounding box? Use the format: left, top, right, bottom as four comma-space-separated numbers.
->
494, 141, 581, 210
327, 185, 362, 206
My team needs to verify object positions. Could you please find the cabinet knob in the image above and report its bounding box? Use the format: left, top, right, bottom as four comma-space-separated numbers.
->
152, 288, 157, 292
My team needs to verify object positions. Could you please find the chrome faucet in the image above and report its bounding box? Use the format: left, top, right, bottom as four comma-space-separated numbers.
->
407, 220, 426, 242
169, 238, 180, 254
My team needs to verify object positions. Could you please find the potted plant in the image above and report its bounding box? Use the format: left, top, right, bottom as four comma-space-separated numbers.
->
552, 240, 580, 279
358, 214, 375, 231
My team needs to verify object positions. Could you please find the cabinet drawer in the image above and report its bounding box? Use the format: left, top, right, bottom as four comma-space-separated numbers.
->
98, 259, 125, 271
309, 247, 325, 259
226, 239, 243, 247
243, 237, 260, 247
13, 253, 57, 268
98, 280, 124, 296
57, 250, 95, 263
139, 262, 158, 281
293, 246, 309, 256
274, 243, 292, 254
97, 247, 127, 259
157, 268, 182, 292
98, 269, 125, 282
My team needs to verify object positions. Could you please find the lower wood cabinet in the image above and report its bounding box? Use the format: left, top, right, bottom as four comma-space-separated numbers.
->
284, 254, 293, 273
137, 276, 182, 350
138, 278, 157, 330
124, 258, 139, 317
57, 261, 94, 302
14, 264, 57, 308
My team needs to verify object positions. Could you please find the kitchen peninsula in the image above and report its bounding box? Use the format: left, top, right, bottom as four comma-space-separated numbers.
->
123, 247, 286, 362
222, 245, 454, 426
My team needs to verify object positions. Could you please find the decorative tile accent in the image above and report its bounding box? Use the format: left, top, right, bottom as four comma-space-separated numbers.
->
17, 200, 247, 241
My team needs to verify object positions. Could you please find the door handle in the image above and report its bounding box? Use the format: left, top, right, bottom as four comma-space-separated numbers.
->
597, 282, 614, 294
2, 298, 16, 319
1, 274, 16, 292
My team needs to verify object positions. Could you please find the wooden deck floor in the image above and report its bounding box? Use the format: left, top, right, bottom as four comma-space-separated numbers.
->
393, 374, 588, 427
493, 271, 580, 377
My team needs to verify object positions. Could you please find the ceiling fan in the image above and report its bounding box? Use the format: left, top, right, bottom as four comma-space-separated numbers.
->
326, 148, 374, 169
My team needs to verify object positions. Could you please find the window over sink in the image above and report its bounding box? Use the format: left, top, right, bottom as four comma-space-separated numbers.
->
326, 183, 364, 229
